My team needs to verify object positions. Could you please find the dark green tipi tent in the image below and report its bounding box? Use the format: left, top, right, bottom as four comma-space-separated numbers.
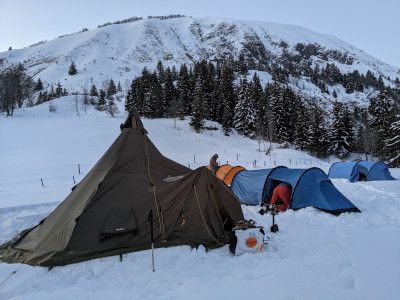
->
0, 112, 244, 266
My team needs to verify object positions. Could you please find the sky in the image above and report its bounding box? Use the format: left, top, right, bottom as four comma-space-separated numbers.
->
0, 0, 399, 67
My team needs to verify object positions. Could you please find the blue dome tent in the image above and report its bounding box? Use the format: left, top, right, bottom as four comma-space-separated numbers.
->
231, 167, 287, 205
328, 161, 395, 182
328, 161, 360, 182
262, 168, 360, 215
357, 161, 395, 181
231, 167, 360, 215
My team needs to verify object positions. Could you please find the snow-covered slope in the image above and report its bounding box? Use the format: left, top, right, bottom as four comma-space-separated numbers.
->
1, 96, 400, 300
1, 17, 399, 103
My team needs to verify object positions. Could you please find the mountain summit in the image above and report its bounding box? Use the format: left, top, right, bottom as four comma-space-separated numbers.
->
0, 16, 399, 103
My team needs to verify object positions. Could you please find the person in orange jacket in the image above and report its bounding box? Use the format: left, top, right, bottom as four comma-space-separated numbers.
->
269, 183, 292, 212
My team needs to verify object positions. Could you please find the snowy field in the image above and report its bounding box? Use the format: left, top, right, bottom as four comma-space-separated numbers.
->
1, 97, 399, 300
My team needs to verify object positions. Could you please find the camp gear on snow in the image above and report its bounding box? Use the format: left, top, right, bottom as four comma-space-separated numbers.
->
328, 161, 395, 182
231, 167, 360, 215
258, 204, 270, 215
270, 205, 279, 233
0, 112, 244, 267
229, 220, 265, 255
269, 183, 292, 212
209, 154, 219, 174
215, 164, 246, 186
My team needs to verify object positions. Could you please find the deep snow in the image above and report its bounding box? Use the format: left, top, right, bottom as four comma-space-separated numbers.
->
0, 97, 399, 300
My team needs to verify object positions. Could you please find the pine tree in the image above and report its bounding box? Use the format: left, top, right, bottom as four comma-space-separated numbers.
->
368, 89, 397, 158
90, 84, 98, 97
156, 61, 165, 84
106, 79, 117, 97
151, 73, 164, 117
176, 64, 191, 119
36, 92, 43, 105
270, 84, 294, 144
163, 68, 175, 117
307, 104, 329, 157
55, 82, 63, 98
251, 73, 264, 139
262, 84, 275, 144
68, 62, 77, 75
220, 65, 236, 135
385, 114, 400, 166
237, 53, 248, 75
97, 89, 106, 110
293, 99, 309, 150
190, 77, 205, 132
233, 79, 256, 137
329, 102, 353, 159
34, 78, 43, 91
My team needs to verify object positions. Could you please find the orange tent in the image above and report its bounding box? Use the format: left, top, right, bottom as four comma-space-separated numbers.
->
216, 164, 245, 186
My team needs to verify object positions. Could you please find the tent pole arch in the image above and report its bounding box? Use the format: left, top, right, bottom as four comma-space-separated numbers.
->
223, 166, 246, 186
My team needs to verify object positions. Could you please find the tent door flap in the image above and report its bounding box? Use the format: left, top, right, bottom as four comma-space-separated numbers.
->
99, 208, 139, 241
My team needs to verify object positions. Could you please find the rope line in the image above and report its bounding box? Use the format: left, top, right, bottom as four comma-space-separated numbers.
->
0, 269, 18, 287
193, 184, 223, 246
143, 134, 166, 240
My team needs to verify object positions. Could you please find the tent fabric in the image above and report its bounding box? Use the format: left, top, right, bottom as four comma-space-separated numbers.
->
216, 165, 234, 181
357, 161, 395, 181
230, 167, 287, 205
328, 161, 395, 182
223, 166, 245, 186
263, 168, 360, 214
328, 162, 360, 182
216, 165, 246, 186
231, 166, 359, 215
0, 112, 244, 267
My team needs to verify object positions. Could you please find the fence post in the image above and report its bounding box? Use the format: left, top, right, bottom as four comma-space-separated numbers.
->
78, 163, 81, 174
73, 176, 76, 184
41, 178, 44, 187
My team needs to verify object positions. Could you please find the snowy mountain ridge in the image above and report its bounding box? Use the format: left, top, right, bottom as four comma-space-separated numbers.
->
1, 16, 399, 104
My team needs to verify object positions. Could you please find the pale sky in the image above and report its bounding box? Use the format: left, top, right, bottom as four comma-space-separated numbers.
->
0, 0, 399, 67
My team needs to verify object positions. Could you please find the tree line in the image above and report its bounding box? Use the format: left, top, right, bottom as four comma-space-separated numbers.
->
125, 60, 400, 166
1, 59, 399, 166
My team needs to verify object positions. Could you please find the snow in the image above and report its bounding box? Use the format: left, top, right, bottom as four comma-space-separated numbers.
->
0, 16, 398, 105
1, 97, 400, 300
